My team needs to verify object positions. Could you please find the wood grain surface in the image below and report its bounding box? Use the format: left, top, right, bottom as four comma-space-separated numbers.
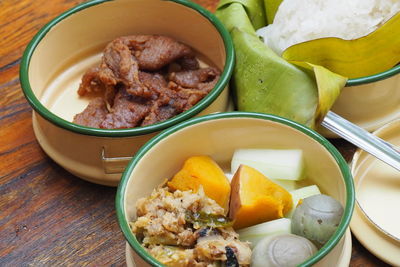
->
0, 0, 393, 266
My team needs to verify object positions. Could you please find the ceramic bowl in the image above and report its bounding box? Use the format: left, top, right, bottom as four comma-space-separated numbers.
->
322, 65, 400, 137
19, 0, 234, 186
350, 119, 400, 266
116, 112, 355, 267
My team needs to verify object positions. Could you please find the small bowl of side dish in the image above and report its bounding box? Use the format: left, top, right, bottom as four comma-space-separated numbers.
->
116, 112, 355, 267
350, 119, 400, 266
19, 0, 233, 186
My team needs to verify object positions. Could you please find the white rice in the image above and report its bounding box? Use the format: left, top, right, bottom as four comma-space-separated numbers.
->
257, 0, 400, 55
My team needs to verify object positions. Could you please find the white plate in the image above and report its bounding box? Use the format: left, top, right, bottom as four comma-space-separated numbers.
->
351, 203, 400, 266
350, 119, 400, 266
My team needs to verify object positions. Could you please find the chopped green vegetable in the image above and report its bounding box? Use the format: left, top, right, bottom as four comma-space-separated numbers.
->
271, 179, 297, 191
237, 218, 291, 248
185, 212, 233, 229
231, 149, 305, 180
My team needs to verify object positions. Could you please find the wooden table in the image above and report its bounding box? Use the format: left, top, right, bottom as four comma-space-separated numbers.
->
0, 0, 392, 266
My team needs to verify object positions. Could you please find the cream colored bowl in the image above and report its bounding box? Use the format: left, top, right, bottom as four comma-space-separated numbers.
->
116, 112, 355, 267
322, 66, 400, 137
20, 0, 234, 186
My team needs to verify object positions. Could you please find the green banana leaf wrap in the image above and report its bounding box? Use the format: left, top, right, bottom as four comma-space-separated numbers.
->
215, 0, 347, 129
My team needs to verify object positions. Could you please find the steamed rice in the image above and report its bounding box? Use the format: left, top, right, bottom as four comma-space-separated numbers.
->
257, 0, 400, 55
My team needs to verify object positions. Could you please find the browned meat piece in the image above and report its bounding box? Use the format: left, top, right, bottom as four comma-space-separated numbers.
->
77, 35, 196, 99
120, 35, 196, 71
138, 71, 167, 96
77, 39, 150, 100
177, 56, 200, 71
141, 99, 178, 127
102, 40, 133, 85
77, 66, 117, 108
167, 57, 200, 74
169, 67, 220, 88
100, 88, 151, 129
178, 89, 209, 111
77, 67, 103, 96
73, 35, 221, 129
138, 72, 178, 126
102, 39, 152, 98
73, 97, 108, 128
140, 67, 220, 126
168, 67, 221, 111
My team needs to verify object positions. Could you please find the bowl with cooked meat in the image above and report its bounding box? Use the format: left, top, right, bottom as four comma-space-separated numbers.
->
116, 112, 355, 267
20, 0, 234, 185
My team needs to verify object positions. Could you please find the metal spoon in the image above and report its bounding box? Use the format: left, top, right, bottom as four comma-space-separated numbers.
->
322, 111, 400, 171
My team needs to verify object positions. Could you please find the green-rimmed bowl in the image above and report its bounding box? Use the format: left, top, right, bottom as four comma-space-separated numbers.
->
116, 112, 355, 267
19, 0, 234, 186
322, 64, 400, 137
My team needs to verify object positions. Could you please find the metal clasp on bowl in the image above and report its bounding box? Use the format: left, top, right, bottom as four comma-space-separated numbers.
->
101, 147, 132, 174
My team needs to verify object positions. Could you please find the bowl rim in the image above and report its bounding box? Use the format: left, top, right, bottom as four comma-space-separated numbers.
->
116, 111, 355, 267
19, 0, 235, 137
346, 63, 400, 87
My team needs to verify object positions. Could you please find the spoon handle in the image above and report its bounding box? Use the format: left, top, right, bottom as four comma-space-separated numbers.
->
322, 111, 400, 172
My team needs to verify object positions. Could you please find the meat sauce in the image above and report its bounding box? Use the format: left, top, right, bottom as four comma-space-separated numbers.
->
73, 35, 221, 129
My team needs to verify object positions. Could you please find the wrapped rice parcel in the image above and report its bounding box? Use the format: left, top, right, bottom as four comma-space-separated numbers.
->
216, 0, 347, 129
217, 0, 400, 128
261, 0, 400, 78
